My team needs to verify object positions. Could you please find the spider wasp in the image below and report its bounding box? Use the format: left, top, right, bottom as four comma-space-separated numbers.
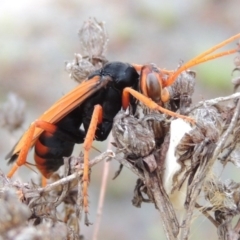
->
6, 33, 240, 219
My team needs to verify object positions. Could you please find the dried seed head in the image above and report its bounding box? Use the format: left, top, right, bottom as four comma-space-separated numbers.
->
168, 70, 196, 100
0, 189, 31, 234
177, 106, 221, 154
0, 92, 25, 132
204, 177, 240, 213
231, 53, 240, 91
112, 111, 156, 158
65, 53, 96, 82
65, 18, 109, 83
234, 55, 240, 68
78, 18, 108, 58
167, 70, 196, 114
231, 66, 240, 92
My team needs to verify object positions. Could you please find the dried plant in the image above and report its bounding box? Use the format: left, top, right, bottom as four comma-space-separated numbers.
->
0, 151, 113, 240
112, 59, 240, 240
0, 92, 25, 132
65, 18, 108, 83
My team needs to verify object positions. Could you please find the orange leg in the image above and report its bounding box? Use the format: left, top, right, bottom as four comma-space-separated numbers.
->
165, 33, 240, 87
82, 104, 103, 221
42, 176, 47, 186
7, 120, 57, 178
122, 87, 195, 124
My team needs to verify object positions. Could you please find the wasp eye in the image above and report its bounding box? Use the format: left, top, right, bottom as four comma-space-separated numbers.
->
146, 72, 161, 103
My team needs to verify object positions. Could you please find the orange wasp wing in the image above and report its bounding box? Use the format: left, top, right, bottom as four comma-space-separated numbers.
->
7, 75, 110, 160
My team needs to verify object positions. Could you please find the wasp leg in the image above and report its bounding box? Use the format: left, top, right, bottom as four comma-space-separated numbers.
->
82, 104, 102, 224
7, 120, 58, 178
122, 87, 195, 124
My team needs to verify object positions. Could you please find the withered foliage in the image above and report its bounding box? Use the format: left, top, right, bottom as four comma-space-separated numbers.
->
65, 18, 108, 83
231, 49, 240, 91
0, 92, 25, 132
1, 18, 240, 240
113, 66, 240, 240
0, 151, 113, 240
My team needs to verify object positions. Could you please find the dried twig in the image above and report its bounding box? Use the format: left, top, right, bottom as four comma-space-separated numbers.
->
92, 136, 113, 240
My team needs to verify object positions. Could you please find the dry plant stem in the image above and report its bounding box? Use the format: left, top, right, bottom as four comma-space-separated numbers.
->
182, 147, 217, 239
219, 223, 239, 240
114, 153, 179, 240
147, 173, 179, 240
217, 100, 240, 240
33, 151, 114, 196
114, 152, 144, 179
186, 158, 212, 236
189, 92, 240, 112
92, 135, 113, 240
51, 158, 72, 208
92, 161, 110, 240
195, 203, 219, 227
215, 99, 240, 158
182, 165, 207, 240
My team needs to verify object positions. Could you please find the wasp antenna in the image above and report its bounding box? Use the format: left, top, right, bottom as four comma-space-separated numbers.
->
189, 33, 240, 62
164, 33, 240, 87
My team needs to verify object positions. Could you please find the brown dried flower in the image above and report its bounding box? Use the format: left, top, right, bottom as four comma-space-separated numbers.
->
65, 18, 108, 83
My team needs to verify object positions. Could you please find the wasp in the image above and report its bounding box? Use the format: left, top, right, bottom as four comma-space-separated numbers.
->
6, 33, 240, 218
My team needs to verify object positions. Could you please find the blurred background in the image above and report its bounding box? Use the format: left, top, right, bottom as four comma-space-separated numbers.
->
0, 0, 239, 239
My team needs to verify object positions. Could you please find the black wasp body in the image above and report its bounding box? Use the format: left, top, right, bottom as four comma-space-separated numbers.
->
35, 62, 139, 173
